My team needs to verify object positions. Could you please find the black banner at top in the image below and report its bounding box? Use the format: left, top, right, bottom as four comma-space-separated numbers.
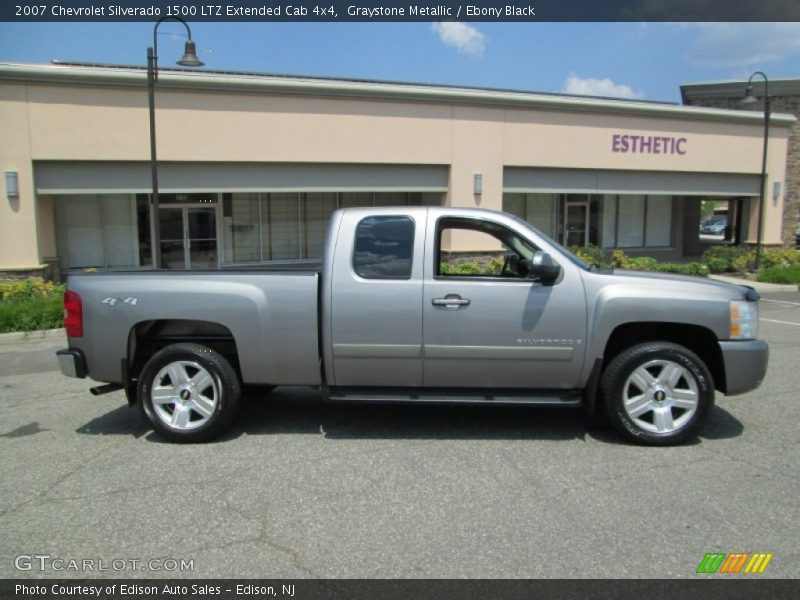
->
3, 0, 800, 22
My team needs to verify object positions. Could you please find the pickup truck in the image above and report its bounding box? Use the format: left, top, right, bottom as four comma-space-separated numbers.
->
57, 206, 768, 445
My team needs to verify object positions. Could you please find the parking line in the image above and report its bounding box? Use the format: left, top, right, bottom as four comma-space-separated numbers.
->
761, 299, 800, 308
760, 318, 800, 327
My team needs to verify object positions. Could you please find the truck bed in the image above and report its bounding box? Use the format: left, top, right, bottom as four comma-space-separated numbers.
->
65, 270, 322, 386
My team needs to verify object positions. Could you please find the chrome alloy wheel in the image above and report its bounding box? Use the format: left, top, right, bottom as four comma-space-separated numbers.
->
151, 361, 219, 430
622, 359, 699, 434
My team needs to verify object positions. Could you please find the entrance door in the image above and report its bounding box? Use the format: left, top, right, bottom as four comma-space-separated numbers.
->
564, 202, 588, 247
158, 206, 218, 269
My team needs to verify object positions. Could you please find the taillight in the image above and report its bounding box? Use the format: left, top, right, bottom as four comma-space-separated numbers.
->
64, 290, 83, 338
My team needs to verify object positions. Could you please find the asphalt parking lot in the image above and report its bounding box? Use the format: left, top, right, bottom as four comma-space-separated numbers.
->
1, 289, 799, 579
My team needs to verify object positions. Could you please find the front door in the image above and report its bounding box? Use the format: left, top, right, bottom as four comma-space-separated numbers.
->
158, 206, 218, 269
423, 215, 587, 389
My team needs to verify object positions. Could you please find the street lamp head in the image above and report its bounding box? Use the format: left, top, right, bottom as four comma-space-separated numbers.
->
177, 40, 204, 67
740, 84, 758, 106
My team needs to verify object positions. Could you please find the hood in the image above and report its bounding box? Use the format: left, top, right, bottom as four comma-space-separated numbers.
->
610, 269, 759, 300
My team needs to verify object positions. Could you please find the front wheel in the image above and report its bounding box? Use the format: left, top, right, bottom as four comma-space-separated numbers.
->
138, 343, 241, 443
601, 342, 714, 446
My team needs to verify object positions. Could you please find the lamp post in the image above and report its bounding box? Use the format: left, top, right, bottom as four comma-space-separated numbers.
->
739, 71, 770, 272
148, 17, 204, 268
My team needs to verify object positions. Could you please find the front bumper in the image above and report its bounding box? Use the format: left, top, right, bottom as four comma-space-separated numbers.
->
56, 348, 87, 379
719, 340, 769, 396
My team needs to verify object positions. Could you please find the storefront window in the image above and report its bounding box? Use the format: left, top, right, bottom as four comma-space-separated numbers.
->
339, 193, 373, 209
603, 194, 673, 249
55, 194, 141, 269
265, 193, 301, 260
645, 195, 673, 247
502, 193, 557, 238
601, 195, 617, 249
220, 191, 443, 265
223, 193, 260, 263
303, 193, 337, 259
374, 192, 407, 207
617, 195, 646, 248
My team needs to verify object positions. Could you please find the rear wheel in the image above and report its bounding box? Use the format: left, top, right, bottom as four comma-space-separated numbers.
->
138, 343, 241, 443
601, 342, 714, 446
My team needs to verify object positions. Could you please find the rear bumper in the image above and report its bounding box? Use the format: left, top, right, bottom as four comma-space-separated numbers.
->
56, 348, 87, 379
719, 340, 769, 396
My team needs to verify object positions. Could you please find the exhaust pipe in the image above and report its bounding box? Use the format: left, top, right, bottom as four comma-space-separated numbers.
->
90, 383, 124, 396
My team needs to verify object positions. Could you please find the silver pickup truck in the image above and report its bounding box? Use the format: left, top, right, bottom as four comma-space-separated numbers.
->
57, 207, 768, 445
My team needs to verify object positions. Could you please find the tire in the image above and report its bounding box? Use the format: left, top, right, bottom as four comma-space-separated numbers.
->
601, 342, 714, 446
138, 343, 241, 443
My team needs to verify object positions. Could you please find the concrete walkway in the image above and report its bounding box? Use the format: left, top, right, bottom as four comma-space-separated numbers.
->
0, 327, 64, 344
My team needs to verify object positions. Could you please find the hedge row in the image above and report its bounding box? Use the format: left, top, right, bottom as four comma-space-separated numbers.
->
570, 244, 800, 282
0, 280, 66, 333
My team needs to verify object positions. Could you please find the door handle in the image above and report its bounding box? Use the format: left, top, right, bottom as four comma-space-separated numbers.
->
432, 294, 471, 308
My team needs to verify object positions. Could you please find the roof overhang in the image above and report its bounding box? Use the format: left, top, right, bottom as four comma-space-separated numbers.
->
0, 62, 796, 127
681, 78, 800, 104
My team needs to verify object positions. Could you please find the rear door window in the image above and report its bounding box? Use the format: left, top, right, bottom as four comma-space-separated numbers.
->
353, 216, 415, 279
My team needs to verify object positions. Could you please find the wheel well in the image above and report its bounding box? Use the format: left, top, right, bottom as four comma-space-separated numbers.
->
602, 322, 726, 393
128, 320, 240, 387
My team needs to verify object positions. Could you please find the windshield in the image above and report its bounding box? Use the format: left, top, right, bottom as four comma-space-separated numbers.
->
506, 214, 592, 271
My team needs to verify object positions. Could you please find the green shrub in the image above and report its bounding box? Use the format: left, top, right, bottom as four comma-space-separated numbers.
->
568, 244, 608, 268
0, 280, 65, 333
440, 257, 508, 276
626, 257, 659, 271
609, 250, 631, 269
701, 245, 752, 272
705, 257, 729, 273
0, 279, 63, 301
756, 264, 800, 284
732, 251, 755, 273
761, 249, 800, 270
699, 247, 800, 274
652, 262, 709, 277
568, 249, 709, 277
440, 261, 483, 275
485, 257, 505, 276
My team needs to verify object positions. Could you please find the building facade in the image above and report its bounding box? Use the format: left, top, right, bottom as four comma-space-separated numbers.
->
0, 62, 795, 278
681, 78, 800, 249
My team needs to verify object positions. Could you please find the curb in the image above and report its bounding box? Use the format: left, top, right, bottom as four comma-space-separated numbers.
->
0, 328, 65, 344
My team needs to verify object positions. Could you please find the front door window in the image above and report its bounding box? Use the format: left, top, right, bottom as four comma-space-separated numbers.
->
564, 202, 588, 247
188, 207, 218, 269
159, 207, 186, 269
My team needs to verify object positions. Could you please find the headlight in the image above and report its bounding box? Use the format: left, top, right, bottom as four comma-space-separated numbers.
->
730, 300, 758, 340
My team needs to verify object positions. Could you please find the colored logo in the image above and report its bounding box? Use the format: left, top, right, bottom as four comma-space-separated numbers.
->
696, 552, 773, 574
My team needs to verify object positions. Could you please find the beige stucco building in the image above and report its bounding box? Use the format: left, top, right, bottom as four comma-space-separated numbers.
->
0, 61, 795, 278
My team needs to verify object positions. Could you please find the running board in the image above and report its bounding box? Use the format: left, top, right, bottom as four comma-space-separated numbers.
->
325, 387, 583, 407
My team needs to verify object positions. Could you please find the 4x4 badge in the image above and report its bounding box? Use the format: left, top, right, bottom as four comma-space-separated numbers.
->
101, 297, 138, 307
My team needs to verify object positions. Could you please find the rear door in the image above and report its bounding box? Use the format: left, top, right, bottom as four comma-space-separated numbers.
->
422, 214, 587, 389
328, 209, 426, 387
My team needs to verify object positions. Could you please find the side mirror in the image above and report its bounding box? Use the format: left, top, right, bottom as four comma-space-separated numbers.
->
529, 251, 561, 283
